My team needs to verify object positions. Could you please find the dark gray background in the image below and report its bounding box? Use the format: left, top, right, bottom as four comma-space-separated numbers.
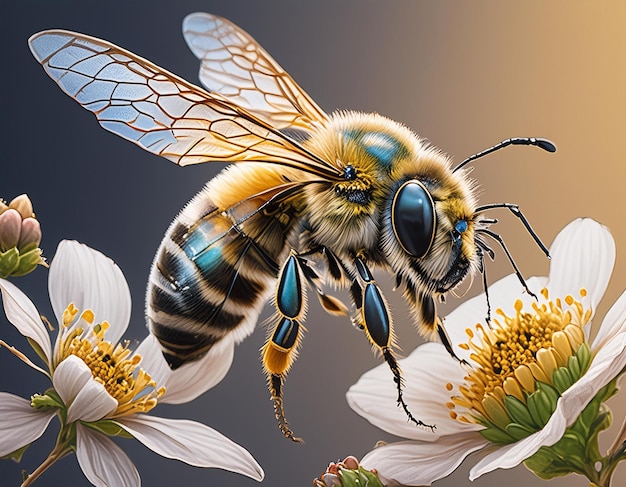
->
1, 1, 625, 486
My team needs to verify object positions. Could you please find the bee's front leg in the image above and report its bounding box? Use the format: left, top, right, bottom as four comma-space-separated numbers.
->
353, 256, 435, 431
261, 250, 308, 443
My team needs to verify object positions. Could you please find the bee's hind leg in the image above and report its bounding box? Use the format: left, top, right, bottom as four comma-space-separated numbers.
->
261, 250, 308, 443
354, 256, 435, 431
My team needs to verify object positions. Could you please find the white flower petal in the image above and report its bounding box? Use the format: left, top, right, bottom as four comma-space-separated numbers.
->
134, 334, 236, 404
53, 355, 117, 422
132, 334, 171, 387
347, 343, 480, 439
67, 379, 118, 423
0, 277, 51, 363
53, 355, 92, 404
592, 289, 626, 350
76, 423, 140, 487
0, 392, 55, 456
360, 433, 489, 486
547, 218, 614, 313
470, 331, 626, 479
49, 240, 131, 344
163, 337, 235, 404
117, 414, 264, 481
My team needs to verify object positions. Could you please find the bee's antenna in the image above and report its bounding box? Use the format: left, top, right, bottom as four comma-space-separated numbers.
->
452, 137, 556, 173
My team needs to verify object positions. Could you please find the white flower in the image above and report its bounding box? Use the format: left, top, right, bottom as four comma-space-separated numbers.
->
347, 218, 626, 485
0, 240, 263, 486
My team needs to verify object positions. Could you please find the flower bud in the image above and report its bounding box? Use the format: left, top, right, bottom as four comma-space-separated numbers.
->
0, 195, 45, 277
8, 194, 35, 219
313, 456, 383, 487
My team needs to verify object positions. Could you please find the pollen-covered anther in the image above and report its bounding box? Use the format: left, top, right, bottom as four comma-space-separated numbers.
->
62, 303, 79, 327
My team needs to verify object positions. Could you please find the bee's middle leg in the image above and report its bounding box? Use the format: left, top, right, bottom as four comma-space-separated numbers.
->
353, 256, 435, 431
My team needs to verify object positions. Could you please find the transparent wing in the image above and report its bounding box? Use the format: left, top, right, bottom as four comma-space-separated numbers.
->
183, 12, 329, 130
29, 30, 340, 178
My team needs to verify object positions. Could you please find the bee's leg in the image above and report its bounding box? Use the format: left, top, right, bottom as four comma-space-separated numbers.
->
475, 230, 496, 327
354, 256, 435, 431
297, 251, 349, 317
416, 293, 470, 368
476, 228, 538, 299
261, 251, 307, 443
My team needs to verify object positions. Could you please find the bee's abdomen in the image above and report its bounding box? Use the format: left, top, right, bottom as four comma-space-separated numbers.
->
147, 187, 291, 369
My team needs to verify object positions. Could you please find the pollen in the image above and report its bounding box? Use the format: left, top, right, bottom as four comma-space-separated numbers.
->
57, 304, 165, 418
448, 289, 592, 442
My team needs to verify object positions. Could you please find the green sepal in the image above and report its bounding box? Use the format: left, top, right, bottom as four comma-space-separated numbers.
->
534, 383, 559, 426
83, 420, 134, 439
526, 386, 550, 428
31, 389, 64, 411
12, 248, 43, 276
356, 466, 384, 487
552, 367, 573, 394
338, 466, 384, 487
576, 343, 591, 375
523, 448, 580, 480
504, 395, 538, 429
0, 444, 30, 463
568, 354, 581, 378
0, 247, 19, 278
478, 416, 517, 444
505, 422, 535, 441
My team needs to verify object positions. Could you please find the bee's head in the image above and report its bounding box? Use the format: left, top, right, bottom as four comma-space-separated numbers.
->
382, 170, 479, 295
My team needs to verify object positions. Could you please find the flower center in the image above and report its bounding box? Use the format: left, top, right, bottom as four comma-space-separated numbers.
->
58, 303, 165, 417
446, 289, 592, 444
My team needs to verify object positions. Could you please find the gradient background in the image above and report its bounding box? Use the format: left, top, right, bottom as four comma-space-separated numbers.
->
1, 1, 625, 486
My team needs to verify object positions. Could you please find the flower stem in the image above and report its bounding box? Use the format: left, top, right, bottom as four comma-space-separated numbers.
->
20, 444, 71, 487
20, 426, 74, 487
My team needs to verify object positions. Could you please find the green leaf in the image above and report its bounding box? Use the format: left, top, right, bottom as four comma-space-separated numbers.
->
26, 337, 50, 369
0, 444, 30, 462
83, 420, 133, 439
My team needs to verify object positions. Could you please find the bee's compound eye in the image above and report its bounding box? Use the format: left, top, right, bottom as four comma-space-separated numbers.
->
391, 180, 436, 259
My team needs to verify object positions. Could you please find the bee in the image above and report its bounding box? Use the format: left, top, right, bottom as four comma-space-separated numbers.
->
29, 13, 554, 442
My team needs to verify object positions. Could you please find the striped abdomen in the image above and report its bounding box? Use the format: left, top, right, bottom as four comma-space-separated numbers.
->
147, 165, 300, 369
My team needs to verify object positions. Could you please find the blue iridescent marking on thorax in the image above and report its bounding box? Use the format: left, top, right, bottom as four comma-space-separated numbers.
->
343, 129, 406, 170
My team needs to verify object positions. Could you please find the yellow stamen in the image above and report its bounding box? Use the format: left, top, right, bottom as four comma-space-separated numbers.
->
449, 288, 591, 429
57, 304, 165, 418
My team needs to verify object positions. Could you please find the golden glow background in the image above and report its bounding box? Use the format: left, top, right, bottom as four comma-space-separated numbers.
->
1, 1, 624, 485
